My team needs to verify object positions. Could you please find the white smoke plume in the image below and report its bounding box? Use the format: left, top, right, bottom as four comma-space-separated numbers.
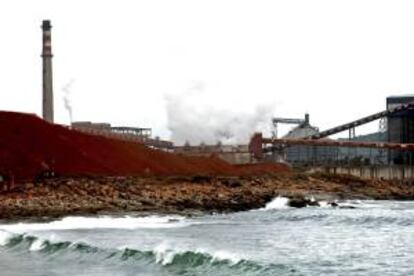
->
62, 79, 75, 123
165, 82, 275, 145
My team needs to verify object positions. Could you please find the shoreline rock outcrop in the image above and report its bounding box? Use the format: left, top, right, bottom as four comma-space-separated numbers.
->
0, 172, 413, 221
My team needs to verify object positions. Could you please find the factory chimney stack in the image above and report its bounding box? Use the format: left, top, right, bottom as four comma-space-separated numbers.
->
41, 20, 54, 123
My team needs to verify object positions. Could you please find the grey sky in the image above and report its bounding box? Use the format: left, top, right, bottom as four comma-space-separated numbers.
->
1, 0, 414, 142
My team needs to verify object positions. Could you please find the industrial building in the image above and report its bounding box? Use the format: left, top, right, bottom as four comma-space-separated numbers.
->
175, 96, 414, 166
174, 144, 251, 164
255, 96, 414, 166
272, 114, 330, 164
71, 121, 173, 151
387, 95, 414, 164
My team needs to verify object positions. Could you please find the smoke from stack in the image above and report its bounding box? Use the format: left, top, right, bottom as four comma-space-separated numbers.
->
62, 79, 75, 123
165, 83, 275, 145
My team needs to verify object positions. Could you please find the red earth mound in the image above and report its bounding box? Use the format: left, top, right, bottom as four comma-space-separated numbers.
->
0, 111, 290, 181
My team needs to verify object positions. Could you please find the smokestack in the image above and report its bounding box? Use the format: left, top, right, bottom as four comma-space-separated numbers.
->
41, 20, 54, 123
305, 113, 310, 125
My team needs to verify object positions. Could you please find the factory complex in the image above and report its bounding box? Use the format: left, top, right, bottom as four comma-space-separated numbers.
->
2, 20, 414, 183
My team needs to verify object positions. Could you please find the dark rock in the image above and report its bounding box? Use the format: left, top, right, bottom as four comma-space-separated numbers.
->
288, 196, 320, 208
329, 202, 339, 207
339, 205, 356, 209
288, 197, 308, 208
307, 200, 320, 207
191, 175, 212, 184
221, 178, 242, 188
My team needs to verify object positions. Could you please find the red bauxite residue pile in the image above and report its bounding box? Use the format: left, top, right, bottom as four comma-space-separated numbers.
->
0, 111, 290, 181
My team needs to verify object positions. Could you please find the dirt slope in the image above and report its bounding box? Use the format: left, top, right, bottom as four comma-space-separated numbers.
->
0, 111, 289, 181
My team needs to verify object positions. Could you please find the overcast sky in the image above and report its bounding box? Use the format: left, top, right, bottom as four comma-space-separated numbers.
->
1, 0, 414, 143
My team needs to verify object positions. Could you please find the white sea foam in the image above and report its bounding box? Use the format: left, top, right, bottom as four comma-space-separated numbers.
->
318, 199, 381, 209
0, 230, 12, 246
152, 242, 244, 266
0, 215, 188, 233
341, 200, 379, 208
154, 243, 177, 265
319, 201, 330, 208
29, 238, 46, 251
211, 250, 242, 264
262, 196, 289, 210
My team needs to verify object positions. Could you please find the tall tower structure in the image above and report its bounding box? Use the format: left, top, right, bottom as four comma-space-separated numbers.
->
41, 20, 54, 123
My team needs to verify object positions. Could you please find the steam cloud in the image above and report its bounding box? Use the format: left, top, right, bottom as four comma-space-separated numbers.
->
165, 82, 274, 145
62, 79, 75, 123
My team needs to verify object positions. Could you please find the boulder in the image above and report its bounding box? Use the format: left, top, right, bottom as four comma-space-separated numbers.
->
288, 195, 320, 208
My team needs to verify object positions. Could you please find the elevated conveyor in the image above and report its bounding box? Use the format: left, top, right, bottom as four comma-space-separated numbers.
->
310, 102, 414, 139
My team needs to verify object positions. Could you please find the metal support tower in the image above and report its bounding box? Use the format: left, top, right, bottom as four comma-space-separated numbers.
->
349, 127, 356, 140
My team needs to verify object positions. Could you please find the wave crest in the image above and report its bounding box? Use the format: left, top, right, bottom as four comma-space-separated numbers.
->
0, 232, 279, 274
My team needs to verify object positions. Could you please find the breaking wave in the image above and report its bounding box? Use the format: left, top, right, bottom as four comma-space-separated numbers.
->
261, 196, 290, 210
0, 215, 188, 232
262, 197, 383, 211
0, 231, 284, 275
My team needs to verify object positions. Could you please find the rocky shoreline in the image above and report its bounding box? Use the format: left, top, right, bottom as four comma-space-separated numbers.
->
0, 172, 414, 220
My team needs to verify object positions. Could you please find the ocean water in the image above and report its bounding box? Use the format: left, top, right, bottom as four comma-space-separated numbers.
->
0, 199, 413, 276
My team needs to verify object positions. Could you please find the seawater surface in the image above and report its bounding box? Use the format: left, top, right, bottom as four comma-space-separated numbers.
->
0, 199, 413, 276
